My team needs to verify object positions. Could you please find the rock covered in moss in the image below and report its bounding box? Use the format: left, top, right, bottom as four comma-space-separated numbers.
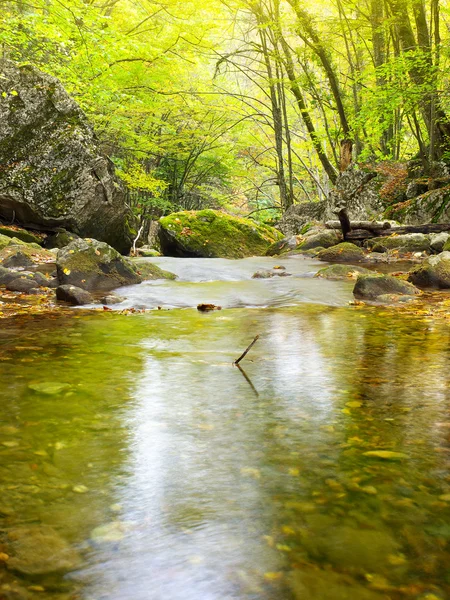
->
317, 242, 366, 263
45, 229, 80, 249
159, 209, 282, 258
57, 238, 142, 291
0, 242, 54, 268
431, 232, 450, 252
0, 225, 42, 244
297, 229, 342, 252
315, 264, 372, 280
5, 271, 56, 293
132, 260, 176, 281
56, 284, 93, 305
0, 59, 132, 253
407, 252, 450, 288
252, 269, 291, 279
365, 233, 431, 254
354, 273, 419, 300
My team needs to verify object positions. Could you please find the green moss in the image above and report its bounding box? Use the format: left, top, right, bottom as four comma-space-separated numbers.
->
132, 261, 176, 281
317, 242, 367, 263
159, 210, 282, 258
0, 226, 42, 244
315, 264, 372, 279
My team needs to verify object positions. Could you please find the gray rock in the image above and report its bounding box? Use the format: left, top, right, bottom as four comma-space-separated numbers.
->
6, 525, 82, 577
266, 236, 298, 256
298, 230, 342, 251
278, 201, 326, 235
6, 277, 40, 293
56, 238, 141, 291
2, 250, 35, 269
407, 252, 450, 288
100, 294, 126, 305
354, 274, 420, 300
0, 265, 19, 285
44, 229, 80, 249
317, 242, 367, 263
56, 284, 94, 305
251, 270, 291, 279
365, 233, 430, 254
323, 167, 386, 221
405, 179, 428, 199
430, 232, 450, 253
290, 568, 387, 600
0, 60, 132, 253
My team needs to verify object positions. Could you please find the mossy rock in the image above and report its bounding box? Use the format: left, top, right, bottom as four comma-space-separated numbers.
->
443, 238, 450, 252
57, 238, 142, 291
297, 230, 342, 252
132, 261, 176, 281
315, 264, 372, 280
290, 568, 388, 600
45, 229, 80, 249
354, 273, 420, 300
317, 242, 366, 263
0, 225, 42, 244
0, 234, 11, 250
407, 252, 450, 288
159, 209, 282, 258
0, 244, 54, 266
365, 233, 431, 254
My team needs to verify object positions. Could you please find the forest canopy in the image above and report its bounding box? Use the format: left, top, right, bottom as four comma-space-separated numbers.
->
1, 0, 449, 224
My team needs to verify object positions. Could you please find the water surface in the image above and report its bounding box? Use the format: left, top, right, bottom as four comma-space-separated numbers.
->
1, 257, 450, 600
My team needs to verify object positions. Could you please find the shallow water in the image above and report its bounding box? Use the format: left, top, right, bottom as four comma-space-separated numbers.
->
1, 257, 450, 600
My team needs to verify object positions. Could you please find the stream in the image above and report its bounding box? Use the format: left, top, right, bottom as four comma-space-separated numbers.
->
1, 255, 450, 600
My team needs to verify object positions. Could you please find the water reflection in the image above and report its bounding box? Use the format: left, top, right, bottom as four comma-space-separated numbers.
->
0, 304, 450, 600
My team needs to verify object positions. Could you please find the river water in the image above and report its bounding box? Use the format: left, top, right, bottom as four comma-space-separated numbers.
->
1, 256, 450, 600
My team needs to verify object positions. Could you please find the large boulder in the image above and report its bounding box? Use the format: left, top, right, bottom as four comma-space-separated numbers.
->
354, 273, 420, 300
159, 209, 282, 258
277, 201, 326, 235
56, 238, 142, 291
407, 252, 450, 288
297, 229, 342, 251
0, 60, 132, 253
56, 284, 93, 305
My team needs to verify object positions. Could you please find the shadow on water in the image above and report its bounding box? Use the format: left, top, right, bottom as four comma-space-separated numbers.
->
0, 300, 450, 600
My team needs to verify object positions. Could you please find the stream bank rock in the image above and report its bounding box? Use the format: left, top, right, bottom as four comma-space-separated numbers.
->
0, 59, 132, 253
5, 525, 82, 577
56, 238, 142, 291
159, 209, 282, 258
407, 252, 450, 288
353, 273, 420, 302
365, 233, 431, 254
317, 242, 366, 263
290, 568, 387, 600
56, 284, 93, 305
278, 201, 326, 235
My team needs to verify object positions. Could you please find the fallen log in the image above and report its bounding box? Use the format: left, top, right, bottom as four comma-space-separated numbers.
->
326, 220, 392, 231
384, 223, 450, 235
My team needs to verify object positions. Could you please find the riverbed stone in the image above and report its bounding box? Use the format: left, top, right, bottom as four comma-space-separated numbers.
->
56, 284, 94, 306
100, 293, 126, 305
297, 230, 342, 251
407, 252, 450, 288
6, 525, 82, 577
354, 274, 420, 300
56, 238, 142, 291
315, 264, 372, 280
317, 242, 366, 263
159, 209, 282, 258
303, 525, 401, 575
6, 277, 41, 293
0, 265, 20, 285
0, 244, 55, 267
252, 269, 291, 279
290, 568, 387, 600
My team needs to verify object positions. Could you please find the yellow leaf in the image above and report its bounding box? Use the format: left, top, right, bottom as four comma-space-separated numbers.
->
264, 572, 283, 581
363, 451, 408, 460
346, 401, 362, 408
288, 468, 300, 476
63, 268, 71, 275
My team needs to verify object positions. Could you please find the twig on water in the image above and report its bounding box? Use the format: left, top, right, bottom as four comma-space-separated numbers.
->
234, 335, 260, 365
